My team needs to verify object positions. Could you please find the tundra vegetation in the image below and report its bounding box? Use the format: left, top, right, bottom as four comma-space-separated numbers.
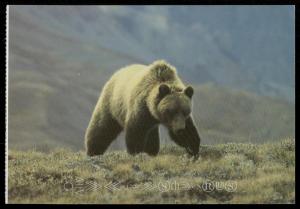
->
8, 138, 295, 204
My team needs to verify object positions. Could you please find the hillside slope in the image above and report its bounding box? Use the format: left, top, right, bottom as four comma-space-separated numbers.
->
9, 7, 142, 150
8, 6, 295, 151
9, 5, 295, 101
8, 139, 295, 204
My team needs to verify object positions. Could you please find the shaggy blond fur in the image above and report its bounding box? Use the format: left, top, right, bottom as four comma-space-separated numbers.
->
85, 60, 200, 157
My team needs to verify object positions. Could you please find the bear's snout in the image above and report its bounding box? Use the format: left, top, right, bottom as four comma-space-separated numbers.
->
171, 115, 186, 133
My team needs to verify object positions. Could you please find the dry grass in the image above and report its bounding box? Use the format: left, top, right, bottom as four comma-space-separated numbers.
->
8, 138, 295, 204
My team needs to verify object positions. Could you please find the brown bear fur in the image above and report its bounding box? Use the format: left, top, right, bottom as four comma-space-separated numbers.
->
85, 60, 200, 157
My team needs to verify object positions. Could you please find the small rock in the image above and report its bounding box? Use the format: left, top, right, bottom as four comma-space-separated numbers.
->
132, 164, 141, 172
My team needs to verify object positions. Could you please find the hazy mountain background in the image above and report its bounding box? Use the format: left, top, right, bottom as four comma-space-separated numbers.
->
8, 5, 295, 151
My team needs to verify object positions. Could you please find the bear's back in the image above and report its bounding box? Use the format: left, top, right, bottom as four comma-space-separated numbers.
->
108, 64, 149, 125
110, 64, 149, 96
106, 61, 185, 126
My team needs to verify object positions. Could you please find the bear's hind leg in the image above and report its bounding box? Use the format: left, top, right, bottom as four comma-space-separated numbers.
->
85, 113, 122, 156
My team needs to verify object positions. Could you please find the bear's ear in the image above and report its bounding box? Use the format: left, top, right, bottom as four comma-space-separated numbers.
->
184, 86, 194, 98
159, 84, 171, 97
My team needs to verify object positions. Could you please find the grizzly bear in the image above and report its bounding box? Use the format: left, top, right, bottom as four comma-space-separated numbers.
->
85, 60, 201, 157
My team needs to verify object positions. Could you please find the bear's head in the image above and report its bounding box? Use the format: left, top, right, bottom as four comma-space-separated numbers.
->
156, 84, 194, 134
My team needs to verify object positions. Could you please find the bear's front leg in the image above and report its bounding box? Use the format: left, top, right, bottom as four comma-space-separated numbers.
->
125, 112, 158, 156
143, 126, 160, 156
125, 124, 150, 155
168, 116, 201, 158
